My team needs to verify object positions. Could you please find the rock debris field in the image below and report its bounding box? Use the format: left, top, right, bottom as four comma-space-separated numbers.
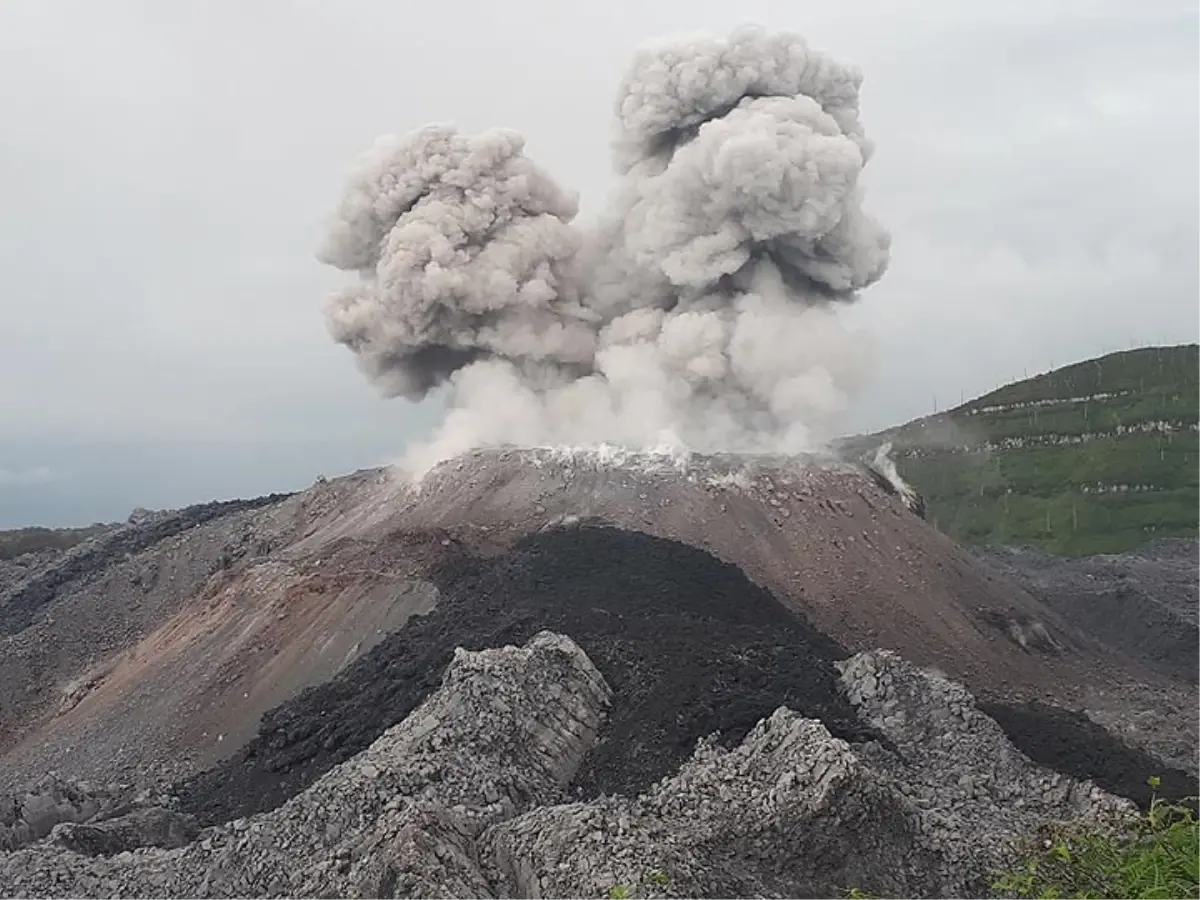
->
0, 450, 1195, 898
0, 630, 1150, 898
174, 526, 884, 825
175, 526, 1196, 830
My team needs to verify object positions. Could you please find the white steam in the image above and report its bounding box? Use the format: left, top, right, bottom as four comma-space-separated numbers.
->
866, 441, 926, 518
318, 26, 891, 475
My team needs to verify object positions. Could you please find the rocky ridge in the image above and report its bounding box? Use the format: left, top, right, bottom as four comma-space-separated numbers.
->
1, 779, 200, 860
0, 632, 1135, 899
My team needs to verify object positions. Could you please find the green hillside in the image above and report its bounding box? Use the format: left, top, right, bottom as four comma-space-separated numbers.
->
845, 344, 1199, 556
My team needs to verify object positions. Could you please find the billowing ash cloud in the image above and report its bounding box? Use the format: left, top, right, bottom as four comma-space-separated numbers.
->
317, 126, 595, 399
318, 26, 892, 474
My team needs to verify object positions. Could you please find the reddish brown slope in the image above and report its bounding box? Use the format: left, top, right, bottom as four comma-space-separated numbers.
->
0, 472, 445, 792
380, 448, 1196, 766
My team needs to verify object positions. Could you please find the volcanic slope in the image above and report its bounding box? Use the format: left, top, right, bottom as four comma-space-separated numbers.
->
176, 521, 1196, 829
0, 473, 444, 793
1, 449, 1194, 806
174, 524, 885, 824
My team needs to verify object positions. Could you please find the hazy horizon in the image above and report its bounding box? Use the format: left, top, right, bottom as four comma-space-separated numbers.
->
3, 341, 1193, 529
3, 1, 1197, 527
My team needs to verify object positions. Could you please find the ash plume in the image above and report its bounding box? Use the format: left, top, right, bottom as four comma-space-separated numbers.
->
317, 126, 595, 400
318, 26, 892, 474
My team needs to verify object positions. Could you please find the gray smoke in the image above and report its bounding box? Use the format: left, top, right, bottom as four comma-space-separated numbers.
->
317, 125, 595, 399
318, 26, 892, 474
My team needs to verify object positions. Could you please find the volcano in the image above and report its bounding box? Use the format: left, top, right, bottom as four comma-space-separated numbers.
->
2, 448, 1197, 897
1, 449, 1193, 825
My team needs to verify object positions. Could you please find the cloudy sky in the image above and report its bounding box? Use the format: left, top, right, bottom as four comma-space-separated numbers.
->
1, 0, 1196, 527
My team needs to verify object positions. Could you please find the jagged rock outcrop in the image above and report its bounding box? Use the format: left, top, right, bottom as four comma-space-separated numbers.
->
484, 649, 1131, 899
486, 713, 935, 898
0, 632, 610, 898
1, 779, 130, 852
835, 651, 1131, 883
0, 633, 1134, 899
0, 778, 196, 859
49, 808, 200, 858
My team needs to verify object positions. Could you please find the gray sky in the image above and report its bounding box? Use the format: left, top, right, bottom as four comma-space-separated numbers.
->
1, 0, 1197, 527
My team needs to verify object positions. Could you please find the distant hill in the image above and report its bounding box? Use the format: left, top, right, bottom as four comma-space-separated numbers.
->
843, 345, 1199, 556
0, 524, 114, 562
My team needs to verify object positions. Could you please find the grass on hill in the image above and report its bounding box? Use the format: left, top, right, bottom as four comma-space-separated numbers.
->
843, 345, 1199, 556
991, 780, 1199, 899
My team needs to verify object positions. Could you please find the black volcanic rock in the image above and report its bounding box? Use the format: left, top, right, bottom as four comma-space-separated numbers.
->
175, 525, 882, 825
176, 524, 1197, 831
979, 700, 1198, 809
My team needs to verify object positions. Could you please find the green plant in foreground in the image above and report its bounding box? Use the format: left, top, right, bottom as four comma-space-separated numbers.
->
844, 780, 1198, 900
992, 778, 1199, 899
607, 868, 670, 898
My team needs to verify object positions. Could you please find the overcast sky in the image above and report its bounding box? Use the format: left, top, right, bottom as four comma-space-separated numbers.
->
1, 0, 1196, 527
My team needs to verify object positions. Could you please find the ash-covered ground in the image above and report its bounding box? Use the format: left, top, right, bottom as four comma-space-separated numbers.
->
977, 539, 1199, 684
3, 449, 1195, 828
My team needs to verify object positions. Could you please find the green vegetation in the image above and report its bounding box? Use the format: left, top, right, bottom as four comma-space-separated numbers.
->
841, 782, 1199, 899
0, 524, 114, 561
606, 868, 671, 898
844, 345, 1199, 556
991, 780, 1199, 899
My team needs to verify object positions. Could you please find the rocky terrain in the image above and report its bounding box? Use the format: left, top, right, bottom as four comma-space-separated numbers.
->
0, 448, 1195, 897
0, 473, 439, 789
0, 632, 1142, 898
977, 539, 1198, 683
